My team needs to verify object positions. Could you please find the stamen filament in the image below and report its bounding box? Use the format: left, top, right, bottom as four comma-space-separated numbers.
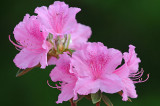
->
66, 34, 71, 49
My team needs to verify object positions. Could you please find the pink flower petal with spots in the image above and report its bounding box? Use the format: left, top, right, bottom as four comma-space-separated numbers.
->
12, 14, 51, 69
70, 42, 123, 77
35, 1, 81, 36
70, 42, 123, 96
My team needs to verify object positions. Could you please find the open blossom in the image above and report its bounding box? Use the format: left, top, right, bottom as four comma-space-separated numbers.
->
35, 1, 92, 50
70, 42, 123, 98
10, 1, 92, 70
50, 53, 77, 103
10, 14, 52, 69
114, 45, 149, 101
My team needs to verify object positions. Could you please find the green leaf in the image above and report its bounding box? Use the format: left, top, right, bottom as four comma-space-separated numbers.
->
102, 95, 113, 106
16, 64, 41, 77
73, 95, 84, 103
91, 91, 102, 104
16, 68, 32, 77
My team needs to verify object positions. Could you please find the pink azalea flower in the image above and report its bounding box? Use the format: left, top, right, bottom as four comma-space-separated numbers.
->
10, 14, 52, 69
49, 53, 77, 103
70, 42, 123, 98
35, 1, 92, 50
114, 45, 149, 101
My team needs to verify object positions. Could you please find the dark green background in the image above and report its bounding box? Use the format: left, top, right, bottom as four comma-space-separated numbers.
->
1, 0, 159, 106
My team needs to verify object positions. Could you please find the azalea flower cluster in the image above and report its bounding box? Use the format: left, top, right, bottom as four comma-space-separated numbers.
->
10, 1, 149, 105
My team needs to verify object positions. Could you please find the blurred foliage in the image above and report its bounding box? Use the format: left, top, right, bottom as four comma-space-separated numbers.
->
0, 0, 159, 106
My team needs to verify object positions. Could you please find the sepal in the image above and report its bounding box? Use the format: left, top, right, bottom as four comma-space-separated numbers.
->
102, 95, 113, 106
91, 91, 102, 104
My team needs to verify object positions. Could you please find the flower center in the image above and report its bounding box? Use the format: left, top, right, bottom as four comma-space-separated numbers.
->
47, 33, 72, 58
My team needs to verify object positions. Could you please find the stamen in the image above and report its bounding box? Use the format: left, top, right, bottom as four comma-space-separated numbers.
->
9, 35, 23, 49
129, 68, 149, 84
47, 80, 61, 90
129, 68, 144, 77
66, 34, 71, 49
133, 74, 149, 84
129, 69, 144, 80
15, 47, 21, 51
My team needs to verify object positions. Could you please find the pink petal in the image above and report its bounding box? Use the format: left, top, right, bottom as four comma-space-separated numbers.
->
74, 74, 122, 96
114, 64, 130, 78
13, 14, 50, 69
70, 42, 105, 77
48, 57, 58, 65
13, 14, 45, 49
13, 48, 48, 69
121, 78, 138, 101
103, 48, 122, 74
74, 77, 101, 96
70, 50, 91, 77
56, 82, 75, 103
34, 6, 51, 33
50, 53, 76, 83
123, 45, 141, 73
49, 53, 77, 103
39, 52, 48, 69
100, 74, 123, 93
70, 42, 122, 78
69, 23, 92, 50
35, 1, 81, 35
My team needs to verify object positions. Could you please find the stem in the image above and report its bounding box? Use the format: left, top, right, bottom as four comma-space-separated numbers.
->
69, 98, 77, 106
96, 102, 100, 106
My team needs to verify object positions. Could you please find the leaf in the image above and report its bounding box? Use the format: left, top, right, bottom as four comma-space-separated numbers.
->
16, 64, 41, 77
73, 95, 85, 103
102, 95, 113, 106
16, 68, 32, 77
91, 91, 102, 104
